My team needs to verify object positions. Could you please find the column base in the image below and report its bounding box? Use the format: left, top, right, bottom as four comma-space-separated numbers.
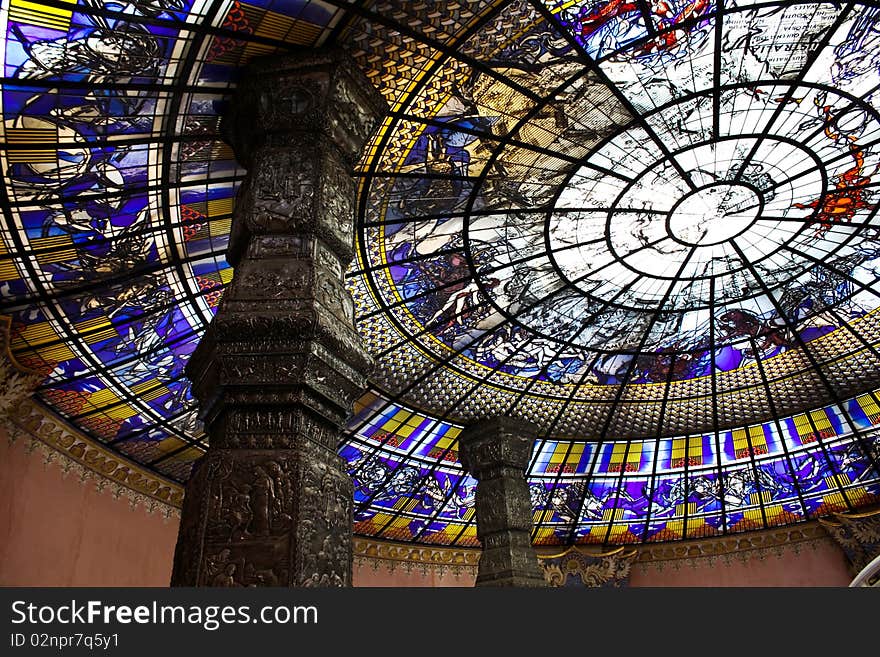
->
475, 530, 549, 587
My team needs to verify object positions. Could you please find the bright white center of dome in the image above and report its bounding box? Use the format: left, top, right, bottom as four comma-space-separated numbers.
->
668, 184, 759, 246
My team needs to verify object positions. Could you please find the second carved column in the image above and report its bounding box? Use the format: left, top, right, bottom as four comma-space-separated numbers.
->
459, 417, 548, 587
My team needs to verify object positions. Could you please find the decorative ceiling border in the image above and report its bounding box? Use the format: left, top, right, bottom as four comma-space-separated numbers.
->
1, 316, 852, 563
632, 522, 836, 572
352, 522, 841, 577
1, 315, 183, 518
3, 397, 846, 564
817, 506, 880, 573
352, 536, 480, 577
5, 399, 184, 519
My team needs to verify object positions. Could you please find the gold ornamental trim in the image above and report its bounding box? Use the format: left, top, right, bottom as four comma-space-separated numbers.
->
352, 522, 838, 575
6, 399, 184, 517
536, 544, 637, 560
352, 537, 480, 576
817, 505, 880, 527
538, 545, 639, 587
0, 311, 852, 562
4, 394, 847, 562
634, 522, 833, 569
816, 505, 880, 573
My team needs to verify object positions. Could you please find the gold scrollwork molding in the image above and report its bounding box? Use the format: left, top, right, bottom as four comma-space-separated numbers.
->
818, 506, 880, 574
0, 314, 861, 566
1, 314, 183, 518
537, 545, 639, 587
5, 399, 184, 518
352, 537, 479, 577
633, 522, 835, 572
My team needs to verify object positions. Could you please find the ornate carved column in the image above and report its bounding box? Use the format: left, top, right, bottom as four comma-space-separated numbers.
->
459, 417, 548, 587
170, 50, 386, 587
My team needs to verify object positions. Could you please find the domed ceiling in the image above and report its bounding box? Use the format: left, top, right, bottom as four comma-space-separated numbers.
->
2, 0, 880, 546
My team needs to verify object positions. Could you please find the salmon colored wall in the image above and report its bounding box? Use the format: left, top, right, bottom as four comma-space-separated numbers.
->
0, 434, 179, 586
353, 540, 853, 587
630, 539, 853, 587
0, 432, 855, 587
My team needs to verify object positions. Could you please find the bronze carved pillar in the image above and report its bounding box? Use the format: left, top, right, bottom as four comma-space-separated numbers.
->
170, 50, 386, 587
459, 417, 548, 587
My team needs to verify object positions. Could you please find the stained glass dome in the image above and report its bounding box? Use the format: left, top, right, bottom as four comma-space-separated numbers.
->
2, 0, 880, 547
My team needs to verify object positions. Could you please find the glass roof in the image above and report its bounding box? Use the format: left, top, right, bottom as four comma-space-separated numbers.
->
2, 0, 880, 546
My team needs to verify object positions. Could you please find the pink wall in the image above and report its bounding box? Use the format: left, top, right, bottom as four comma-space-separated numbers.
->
630, 540, 853, 587
0, 434, 179, 587
353, 541, 853, 587
0, 433, 855, 587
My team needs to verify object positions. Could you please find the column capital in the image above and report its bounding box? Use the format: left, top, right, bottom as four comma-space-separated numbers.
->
458, 416, 539, 478
223, 47, 386, 167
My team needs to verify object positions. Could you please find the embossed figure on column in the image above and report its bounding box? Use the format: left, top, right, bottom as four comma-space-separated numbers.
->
170, 50, 386, 587
459, 417, 548, 587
